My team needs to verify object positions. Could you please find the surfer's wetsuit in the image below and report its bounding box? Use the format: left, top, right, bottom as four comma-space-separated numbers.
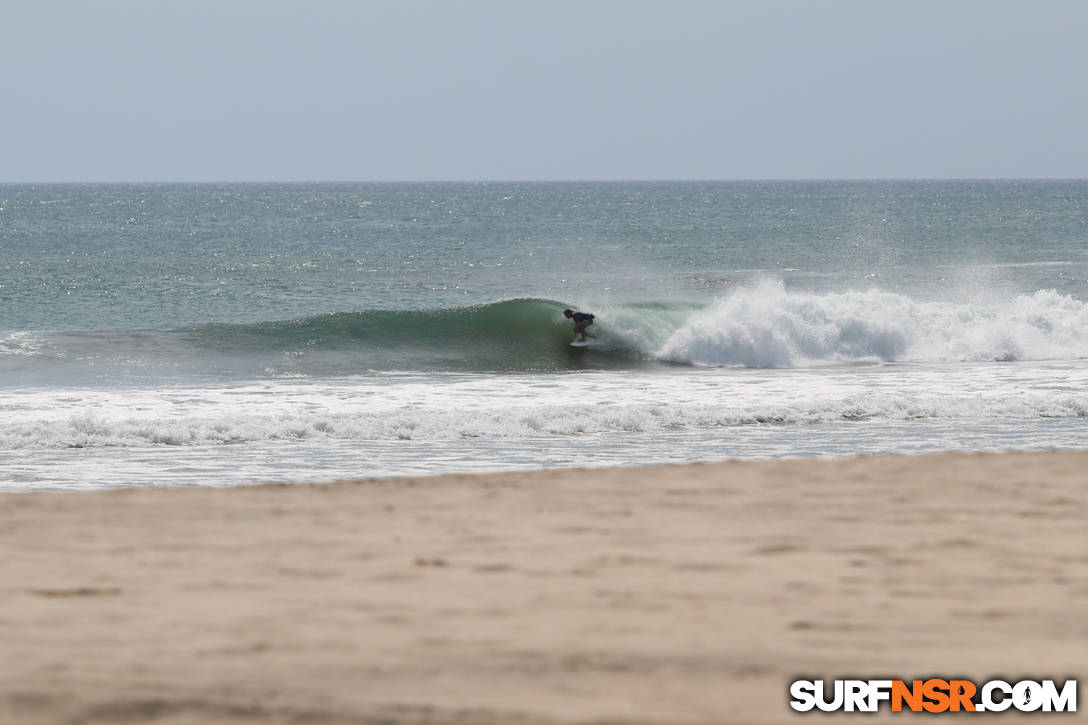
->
564, 309, 594, 341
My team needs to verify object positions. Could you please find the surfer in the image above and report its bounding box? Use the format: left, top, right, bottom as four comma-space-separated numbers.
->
563, 308, 594, 342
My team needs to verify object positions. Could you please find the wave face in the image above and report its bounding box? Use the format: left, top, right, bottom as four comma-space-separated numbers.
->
191, 297, 599, 372
0, 299, 615, 379
5, 285, 1088, 380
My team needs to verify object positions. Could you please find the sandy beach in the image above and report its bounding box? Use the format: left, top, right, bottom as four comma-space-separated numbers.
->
1, 451, 1085, 724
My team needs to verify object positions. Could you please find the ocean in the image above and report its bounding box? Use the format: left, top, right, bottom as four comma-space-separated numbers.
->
3, 180, 1087, 490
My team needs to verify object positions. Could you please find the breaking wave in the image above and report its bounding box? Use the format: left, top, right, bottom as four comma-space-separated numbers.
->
4, 283, 1088, 376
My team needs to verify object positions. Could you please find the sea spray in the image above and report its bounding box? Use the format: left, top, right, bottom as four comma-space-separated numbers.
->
656, 281, 1088, 367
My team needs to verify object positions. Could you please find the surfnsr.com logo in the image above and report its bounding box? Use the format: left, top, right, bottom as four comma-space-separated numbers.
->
789, 679, 1077, 713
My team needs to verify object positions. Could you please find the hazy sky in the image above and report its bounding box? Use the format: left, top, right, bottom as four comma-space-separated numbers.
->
4, 0, 1086, 182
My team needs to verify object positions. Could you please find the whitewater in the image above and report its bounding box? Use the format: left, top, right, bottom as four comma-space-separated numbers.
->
2, 181, 1088, 489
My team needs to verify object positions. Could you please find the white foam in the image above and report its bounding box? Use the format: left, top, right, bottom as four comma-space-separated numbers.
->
4, 391, 1087, 450
0, 331, 45, 357
3, 362, 1088, 450
649, 281, 1088, 367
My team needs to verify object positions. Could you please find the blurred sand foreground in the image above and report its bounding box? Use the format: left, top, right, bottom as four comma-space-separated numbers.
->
1, 451, 1085, 724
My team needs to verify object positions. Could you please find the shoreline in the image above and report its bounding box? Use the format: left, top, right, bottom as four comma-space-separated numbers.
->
2, 450, 1085, 723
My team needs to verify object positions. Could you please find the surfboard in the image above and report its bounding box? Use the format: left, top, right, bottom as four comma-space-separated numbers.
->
570, 339, 591, 348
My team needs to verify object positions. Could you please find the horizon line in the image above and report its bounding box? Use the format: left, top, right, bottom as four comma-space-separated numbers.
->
3, 176, 1087, 185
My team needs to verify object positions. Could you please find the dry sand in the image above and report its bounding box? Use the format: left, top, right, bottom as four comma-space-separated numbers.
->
1, 451, 1085, 724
